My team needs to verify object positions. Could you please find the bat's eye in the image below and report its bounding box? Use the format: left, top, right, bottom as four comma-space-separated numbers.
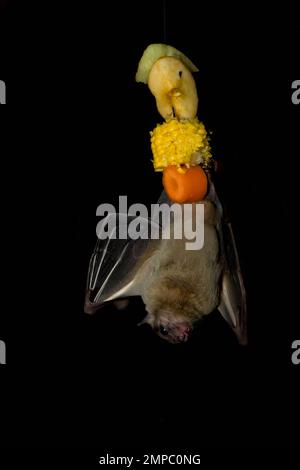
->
159, 325, 169, 336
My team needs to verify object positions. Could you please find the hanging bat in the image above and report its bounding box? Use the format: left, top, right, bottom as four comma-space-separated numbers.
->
84, 174, 247, 345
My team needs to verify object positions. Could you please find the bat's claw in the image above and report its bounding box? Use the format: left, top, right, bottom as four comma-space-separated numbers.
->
84, 289, 104, 315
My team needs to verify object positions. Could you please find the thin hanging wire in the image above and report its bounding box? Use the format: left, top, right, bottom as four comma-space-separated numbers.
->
163, 0, 167, 42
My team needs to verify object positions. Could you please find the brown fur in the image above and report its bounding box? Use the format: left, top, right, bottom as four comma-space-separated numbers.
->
141, 201, 222, 340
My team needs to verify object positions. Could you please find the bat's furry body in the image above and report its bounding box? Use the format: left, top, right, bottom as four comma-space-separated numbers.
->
141, 201, 222, 342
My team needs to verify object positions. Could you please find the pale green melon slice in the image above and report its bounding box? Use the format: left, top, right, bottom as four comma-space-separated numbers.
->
135, 43, 199, 84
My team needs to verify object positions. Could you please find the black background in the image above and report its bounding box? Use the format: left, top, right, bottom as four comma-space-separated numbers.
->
0, 0, 299, 457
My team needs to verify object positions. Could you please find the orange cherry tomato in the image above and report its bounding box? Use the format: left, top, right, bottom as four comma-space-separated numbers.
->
162, 165, 208, 203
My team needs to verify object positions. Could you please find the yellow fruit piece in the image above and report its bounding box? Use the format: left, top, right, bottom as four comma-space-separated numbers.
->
148, 57, 198, 120
150, 118, 211, 172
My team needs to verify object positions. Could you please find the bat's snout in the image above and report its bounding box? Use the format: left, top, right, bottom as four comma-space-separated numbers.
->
176, 325, 191, 343
164, 322, 193, 344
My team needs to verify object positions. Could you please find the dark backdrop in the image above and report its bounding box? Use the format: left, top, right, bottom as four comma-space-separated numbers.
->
0, 0, 299, 455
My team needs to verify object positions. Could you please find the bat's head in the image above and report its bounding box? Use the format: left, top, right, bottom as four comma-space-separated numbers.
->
141, 309, 194, 344
141, 277, 204, 343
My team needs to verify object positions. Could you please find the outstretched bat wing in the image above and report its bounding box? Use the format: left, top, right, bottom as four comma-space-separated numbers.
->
84, 210, 163, 314
206, 174, 248, 345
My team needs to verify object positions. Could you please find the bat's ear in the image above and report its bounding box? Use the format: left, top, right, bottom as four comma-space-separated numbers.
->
137, 313, 155, 327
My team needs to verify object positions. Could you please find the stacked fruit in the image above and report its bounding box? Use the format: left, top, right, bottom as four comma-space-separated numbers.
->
136, 44, 212, 203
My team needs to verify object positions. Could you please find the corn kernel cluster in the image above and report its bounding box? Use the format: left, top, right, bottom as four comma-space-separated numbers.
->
150, 118, 211, 172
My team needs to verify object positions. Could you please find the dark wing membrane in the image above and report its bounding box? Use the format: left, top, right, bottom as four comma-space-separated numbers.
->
206, 173, 248, 344
219, 220, 248, 344
84, 212, 161, 314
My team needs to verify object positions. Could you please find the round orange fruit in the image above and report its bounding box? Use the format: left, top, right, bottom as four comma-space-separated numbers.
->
162, 165, 208, 203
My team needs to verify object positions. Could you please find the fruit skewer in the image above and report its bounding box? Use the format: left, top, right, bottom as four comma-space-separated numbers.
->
136, 43, 213, 203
